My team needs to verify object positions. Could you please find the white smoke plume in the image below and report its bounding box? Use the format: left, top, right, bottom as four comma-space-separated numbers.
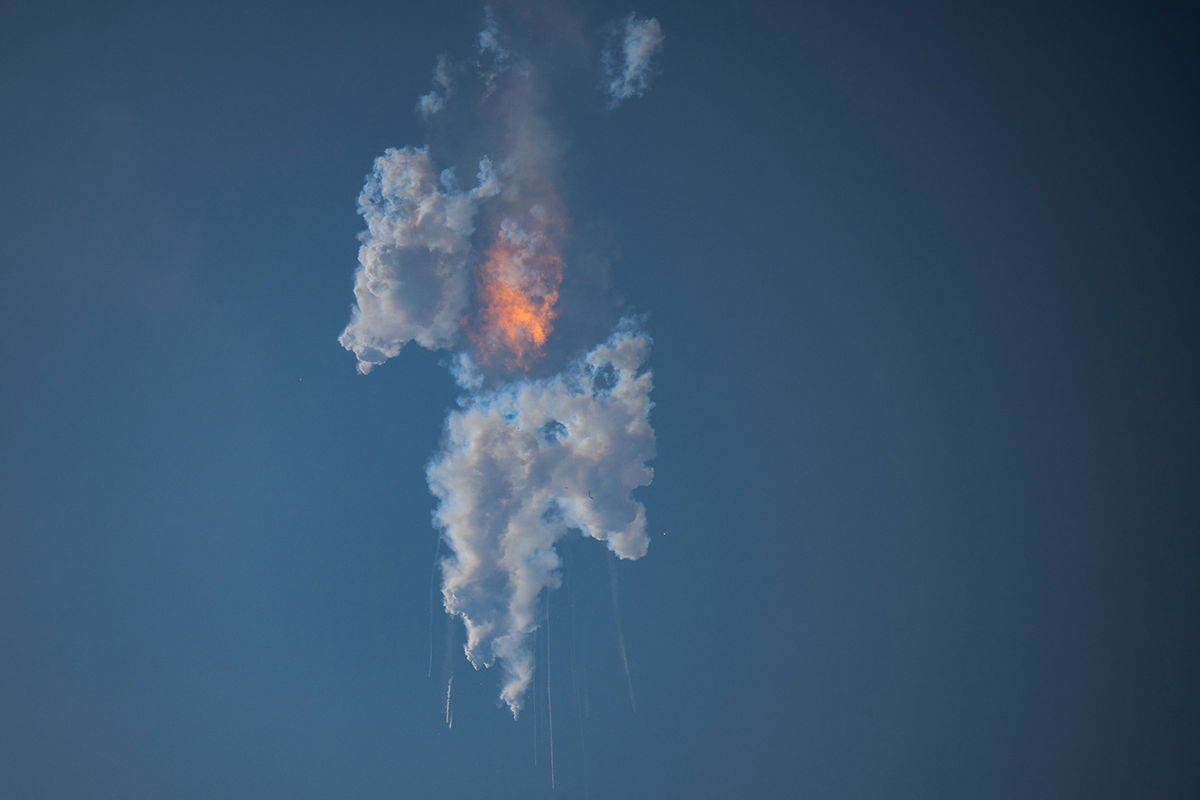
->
428, 323, 654, 716
339, 8, 661, 719
602, 13, 664, 107
339, 147, 499, 374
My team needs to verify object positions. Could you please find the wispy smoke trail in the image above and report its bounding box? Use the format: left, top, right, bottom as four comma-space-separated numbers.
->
601, 13, 664, 107
476, 5, 511, 96
608, 549, 636, 711
339, 7, 663, 719
417, 54, 454, 119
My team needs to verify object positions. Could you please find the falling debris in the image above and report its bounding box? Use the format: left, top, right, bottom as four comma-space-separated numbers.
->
608, 550, 637, 712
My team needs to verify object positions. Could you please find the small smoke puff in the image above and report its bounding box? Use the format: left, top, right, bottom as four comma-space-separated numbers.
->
449, 352, 484, 392
339, 147, 500, 374
417, 54, 454, 119
478, 7, 506, 60
417, 92, 444, 118
602, 14, 664, 107
428, 322, 655, 716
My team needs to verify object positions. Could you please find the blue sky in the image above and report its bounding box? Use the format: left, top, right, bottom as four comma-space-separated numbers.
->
2, 1, 1197, 797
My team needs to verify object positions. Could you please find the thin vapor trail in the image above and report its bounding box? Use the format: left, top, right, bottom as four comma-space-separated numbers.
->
567, 549, 584, 727
532, 626, 539, 767
445, 673, 454, 729
580, 590, 590, 720
607, 551, 636, 712
546, 592, 556, 791
567, 555, 589, 796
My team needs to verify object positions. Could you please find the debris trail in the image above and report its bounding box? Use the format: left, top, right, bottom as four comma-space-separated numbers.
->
607, 550, 636, 712
532, 626, 539, 767
441, 612, 456, 728
428, 537, 441, 679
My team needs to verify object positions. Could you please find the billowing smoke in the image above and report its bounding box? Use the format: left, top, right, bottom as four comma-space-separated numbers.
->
601, 13, 664, 107
339, 7, 663, 717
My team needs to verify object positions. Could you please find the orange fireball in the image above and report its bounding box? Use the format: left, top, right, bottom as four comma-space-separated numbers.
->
473, 215, 564, 370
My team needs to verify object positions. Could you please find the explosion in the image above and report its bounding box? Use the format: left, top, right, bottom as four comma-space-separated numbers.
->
338, 7, 664, 721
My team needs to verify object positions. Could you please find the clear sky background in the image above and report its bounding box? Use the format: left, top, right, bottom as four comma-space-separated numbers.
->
2, 1, 1197, 797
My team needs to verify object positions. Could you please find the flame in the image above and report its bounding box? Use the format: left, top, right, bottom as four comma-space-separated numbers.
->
473, 214, 564, 370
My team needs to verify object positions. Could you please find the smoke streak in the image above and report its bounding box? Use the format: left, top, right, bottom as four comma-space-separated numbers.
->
339, 8, 664, 720
608, 550, 636, 711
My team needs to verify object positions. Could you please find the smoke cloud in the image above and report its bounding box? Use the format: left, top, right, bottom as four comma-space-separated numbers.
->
339, 7, 663, 717
602, 13, 664, 107
339, 147, 499, 374
429, 323, 654, 715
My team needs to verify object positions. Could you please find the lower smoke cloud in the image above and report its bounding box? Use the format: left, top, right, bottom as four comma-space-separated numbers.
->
428, 322, 655, 716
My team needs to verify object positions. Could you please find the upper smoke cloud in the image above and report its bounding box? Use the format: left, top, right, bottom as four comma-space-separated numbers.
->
428, 322, 655, 716
339, 147, 499, 374
602, 13, 664, 107
339, 7, 662, 718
